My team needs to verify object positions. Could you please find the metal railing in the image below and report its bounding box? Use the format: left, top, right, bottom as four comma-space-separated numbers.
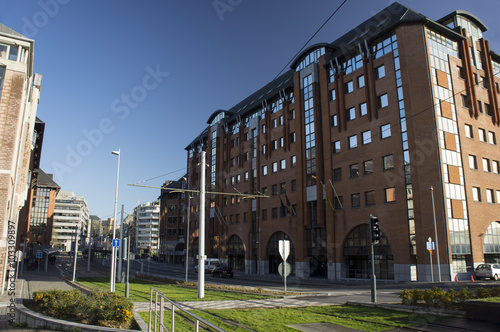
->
148, 287, 226, 332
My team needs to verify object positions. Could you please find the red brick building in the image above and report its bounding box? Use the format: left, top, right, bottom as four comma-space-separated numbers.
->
0, 24, 42, 290
183, 3, 500, 282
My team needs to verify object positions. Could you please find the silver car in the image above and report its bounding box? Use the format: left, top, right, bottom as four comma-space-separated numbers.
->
475, 264, 500, 280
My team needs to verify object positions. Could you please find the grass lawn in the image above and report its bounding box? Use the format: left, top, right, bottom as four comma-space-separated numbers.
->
476, 296, 500, 303
139, 304, 445, 331
77, 277, 276, 302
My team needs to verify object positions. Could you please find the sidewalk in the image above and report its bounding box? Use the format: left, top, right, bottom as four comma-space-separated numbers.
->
0, 260, 105, 331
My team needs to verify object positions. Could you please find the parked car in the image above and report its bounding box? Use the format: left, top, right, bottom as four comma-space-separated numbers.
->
475, 264, 500, 280
212, 266, 234, 278
194, 258, 220, 273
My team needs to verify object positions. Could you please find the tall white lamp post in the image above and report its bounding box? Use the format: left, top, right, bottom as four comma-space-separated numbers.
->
110, 149, 120, 292
428, 186, 441, 282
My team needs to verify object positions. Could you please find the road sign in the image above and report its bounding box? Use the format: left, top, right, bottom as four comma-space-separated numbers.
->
112, 239, 120, 247
36, 251, 42, 259
279, 240, 290, 261
278, 262, 291, 277
426, 238, 435, 253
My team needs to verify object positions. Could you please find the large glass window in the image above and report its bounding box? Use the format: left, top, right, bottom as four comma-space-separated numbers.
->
362, 130, 371, 145
378, 93, 389, 108
348, 135, 357, 149
381, 124, 391, 139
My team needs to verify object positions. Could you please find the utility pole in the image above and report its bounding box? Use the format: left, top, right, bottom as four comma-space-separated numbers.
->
369, 214, 379, 303
198, 151, 206, 298
118, 204, 124, 283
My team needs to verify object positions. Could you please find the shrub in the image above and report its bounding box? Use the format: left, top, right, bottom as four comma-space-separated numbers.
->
32, 289, 134, 329
400, 286, 500, 310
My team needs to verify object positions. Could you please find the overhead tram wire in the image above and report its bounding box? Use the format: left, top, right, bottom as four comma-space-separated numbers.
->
273, 0, 349, 80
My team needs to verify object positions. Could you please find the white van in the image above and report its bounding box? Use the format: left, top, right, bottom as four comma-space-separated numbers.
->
194, 258, 220, 273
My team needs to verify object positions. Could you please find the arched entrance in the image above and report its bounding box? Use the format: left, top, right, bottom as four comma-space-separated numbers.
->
343, 224, 393, 280
267, 232, 295, 275
484, 221, 500, 263
227, 235, 245, 270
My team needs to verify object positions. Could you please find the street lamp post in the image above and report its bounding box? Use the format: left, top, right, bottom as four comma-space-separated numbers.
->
428, 186, 442, 282
110, 149, 120, 292
185, 195, 193, 282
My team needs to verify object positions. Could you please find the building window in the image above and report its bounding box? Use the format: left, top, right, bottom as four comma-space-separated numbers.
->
362, 130, 371, 144
291, 179, 297, 191
381, 124, 391, 139
280, 182, 286, 194
478, 128, 486, 142
376, 65, 385, 79
378, 93, 389, 109
359, 102, 367, 116
279, 115, 284, 126
272, 162, 278, 173
485, 103, 492, 116
488, 131, 497, 145
492, 160, 499, 174
348, 107, 356, 121
469, 155, 478, 169
497, 191, 500, 204
280, 159, 286, 170
262, 209, 267, 220
291, 155, 296, 167
333, 196, 343, 210
486, 189, 495, 204
472, 187, 481, 202
333, 140, 341, 153
351, 193, 361, 208
262, 165, 268, 175
349, 163, 359, 178
262, 124, 266, 133
345, 81, 353, 94
464, 124, 473, 138
279, 137, 284, 147
348, 135, 357, 149
236, 174, 241, 183
272, 207, 278, 219
365, 190, 375, 206
385, 187, 396, 202
483, 158, 491, 173
330, 89, 336, 101
333, 168, 342, 181
262, 144, 266, 155
331, 114, 338, 127
457, 66, 465, 79
272, 140, 277, 150
478, 101, 483, 113
364, 160, 374, 174
272, 184, 278, 196
272, 118, 277, 129
383, 155, 394, 170
290, 132, 296, 143
357, 75, 365, 88
461, 95, 470, 108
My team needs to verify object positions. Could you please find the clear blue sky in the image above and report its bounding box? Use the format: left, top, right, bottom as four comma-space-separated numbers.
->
1, 0, 499, 219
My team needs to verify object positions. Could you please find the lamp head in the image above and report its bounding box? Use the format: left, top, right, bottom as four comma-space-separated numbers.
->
112, 150, 120, 156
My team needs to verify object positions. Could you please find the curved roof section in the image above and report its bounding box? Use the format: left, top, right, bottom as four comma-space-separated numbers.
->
207, 109, 231, 125
438, 10, 488, 32
290, 43, 336, 70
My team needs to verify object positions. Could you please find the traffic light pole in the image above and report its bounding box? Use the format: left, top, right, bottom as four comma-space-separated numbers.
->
369, 214, 378, 303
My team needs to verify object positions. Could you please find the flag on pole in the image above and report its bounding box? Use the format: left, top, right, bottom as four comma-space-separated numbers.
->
321, 182, 335, 211
285, 194, 294, 215
279, 195, 287, 217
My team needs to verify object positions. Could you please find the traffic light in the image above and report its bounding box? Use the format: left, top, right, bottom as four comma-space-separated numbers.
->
370, 215, 380, 244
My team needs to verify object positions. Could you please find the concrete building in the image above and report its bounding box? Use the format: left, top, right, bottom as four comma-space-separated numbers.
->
134, 201, 160, 255
159, 177, 188, 263
0, 23, 42, 290
52, 191, 90, 252
184, 3, 500, 282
